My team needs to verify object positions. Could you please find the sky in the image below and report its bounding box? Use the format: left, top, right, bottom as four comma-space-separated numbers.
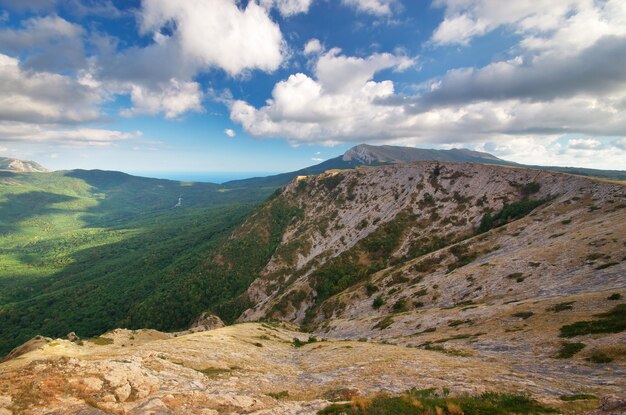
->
0, 0, 625, 176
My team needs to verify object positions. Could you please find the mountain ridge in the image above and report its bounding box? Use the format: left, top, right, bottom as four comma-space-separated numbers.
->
0, 156, 47, 173
223, 143, 626, 189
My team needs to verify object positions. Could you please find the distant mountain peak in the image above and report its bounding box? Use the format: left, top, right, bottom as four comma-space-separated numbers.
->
0, 157, 48, 172
342, 143, 509, 165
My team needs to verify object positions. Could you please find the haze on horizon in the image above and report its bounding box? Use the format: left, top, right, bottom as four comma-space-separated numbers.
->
0, 0, 625, 173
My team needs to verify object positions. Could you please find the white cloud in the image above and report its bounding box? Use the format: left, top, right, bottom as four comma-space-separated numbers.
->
311, 157, 324, 161
431, 0, 626, 51
0, 15, 85, 72
475, 136, 626, 170
342, 0, 398, 16
303, 38, 323, 55
138, 0, 284, 77
261, 0, 313, 16
224, 128, 236, 137
120, 79, 203, 119
568, 138, 602, 150
0, 53, 102, 124
229, 48, 415, 145
0, 145, 8, 152
0, 122, 141, 146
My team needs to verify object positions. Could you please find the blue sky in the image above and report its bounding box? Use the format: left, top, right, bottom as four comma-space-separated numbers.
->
0, 0, 625, 175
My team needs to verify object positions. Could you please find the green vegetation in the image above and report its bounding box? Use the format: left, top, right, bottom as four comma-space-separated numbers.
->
555, 342, 585, 358
586, 351, 613, 363
293, 336, 317, 348
560, 304, 626, 338
546, 302, 575, 313
308, 210, 417, 314
0, 170, 279, 355
478, 199, 546, 233
607, 293, 622, 300
267, 391, 290, 399
512, 311, 534, 320
373, 316, 394, 330
318, 389, 557, 415
373, 296, 385, 309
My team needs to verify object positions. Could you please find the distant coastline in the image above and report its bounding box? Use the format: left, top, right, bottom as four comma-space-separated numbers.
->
130, 171, 278, 184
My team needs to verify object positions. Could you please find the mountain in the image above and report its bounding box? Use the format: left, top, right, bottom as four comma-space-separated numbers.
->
0, 156, 47, 172
1, 160, 624, 415
224, 143, 626, 189
341, 143, 511, 165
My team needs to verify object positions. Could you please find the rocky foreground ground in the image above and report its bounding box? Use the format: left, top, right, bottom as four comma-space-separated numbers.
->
0, 321, 624, 415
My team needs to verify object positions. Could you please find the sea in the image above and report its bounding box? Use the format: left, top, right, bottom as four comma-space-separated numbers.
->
130, 172, 277, 184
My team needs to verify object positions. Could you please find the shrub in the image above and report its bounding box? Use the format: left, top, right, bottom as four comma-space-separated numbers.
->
586, 351, 613, 363
267, 391, 289, 399
393, 299, 408, 313
373, 296, 384, 309
608, 293, 622, 300
365, 283, 378, 297
374, 316, 395, 330
546, 302, 574, 312
318, 390, 557, 415
512, 311, 534, 320
560, 303, 626, 337
555, 342, 585, 358
478, 199, 545, 233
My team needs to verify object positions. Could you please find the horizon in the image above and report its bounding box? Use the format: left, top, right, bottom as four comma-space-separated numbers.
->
1, 1, 625, 171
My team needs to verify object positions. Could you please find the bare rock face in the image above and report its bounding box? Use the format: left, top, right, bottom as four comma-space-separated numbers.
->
236, 161, 625, 327
187, 313, 225, 333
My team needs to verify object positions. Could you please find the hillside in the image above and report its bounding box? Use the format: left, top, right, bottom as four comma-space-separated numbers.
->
0, 157, 47, 172
0, 161, 625, 414
222, 162, 625, 403
0, 169, 275, 354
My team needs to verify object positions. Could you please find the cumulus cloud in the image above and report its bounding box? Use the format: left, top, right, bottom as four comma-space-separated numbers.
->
431, 0, 626, 50
89, 0, 287, 119
303, 38, 323, 55
260, 0, 313, 16
0, 15, 85, 72
224, 128, 236, 137
342, 0, 398, 16
0, 53, 101, 124
567, 138, 602, 150
229, 48, 415, 144
138, 0, 284, 77
120, 79, 203, 119
412, 36, 626, 107
0, 122, 141, 146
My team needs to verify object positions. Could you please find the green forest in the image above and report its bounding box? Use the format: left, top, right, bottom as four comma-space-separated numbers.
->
0, 169, 284, 355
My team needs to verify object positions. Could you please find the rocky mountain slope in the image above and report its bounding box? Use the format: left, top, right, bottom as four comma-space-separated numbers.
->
1, 161, 624, 414
0, 157, 47, 172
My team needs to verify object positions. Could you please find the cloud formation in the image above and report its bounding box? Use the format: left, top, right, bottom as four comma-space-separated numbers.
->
342, 0, 399, 16
138, 0, 284, 77
0, 53, 101, 124
230, 48, 415, 144
227, 0, 626, 168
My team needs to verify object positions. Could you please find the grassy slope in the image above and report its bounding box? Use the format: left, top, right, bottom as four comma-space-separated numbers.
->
0, 170, 281, 355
